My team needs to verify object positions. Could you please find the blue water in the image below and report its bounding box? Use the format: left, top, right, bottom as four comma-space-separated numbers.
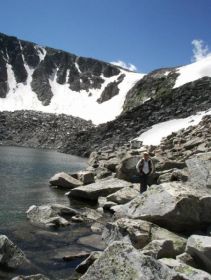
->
0, 146, 95, 280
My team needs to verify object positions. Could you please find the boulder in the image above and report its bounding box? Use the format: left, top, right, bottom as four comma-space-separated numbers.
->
102, 218, 186, 255
186, 152, 211, 189
186, 235, 211, 273
11, 275, 50, 280
160, 258, 211, 280
0, 235, 27, 268
111, 182, 211, 232
106, 187, 139, 204
75, 251, 102, 274
176, 252, 198, 267
80, 241, 178, 280
68, 178, 132, 201
115, 155, 140, 181
142, 239, 175, 259
49, 172, 82, 189
77, 171, 95, 185
26, 204, 78, 227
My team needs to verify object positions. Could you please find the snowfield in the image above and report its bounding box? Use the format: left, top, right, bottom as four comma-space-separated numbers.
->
0, 57, 143, 125
174, 56, 211, 88
136, 109, 211, 146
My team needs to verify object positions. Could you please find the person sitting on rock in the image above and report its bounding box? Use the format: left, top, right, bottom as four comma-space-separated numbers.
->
136, 152, 153, 193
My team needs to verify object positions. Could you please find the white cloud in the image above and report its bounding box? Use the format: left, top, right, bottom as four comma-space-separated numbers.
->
191, 39, 211, 62
110, 60, 138, 71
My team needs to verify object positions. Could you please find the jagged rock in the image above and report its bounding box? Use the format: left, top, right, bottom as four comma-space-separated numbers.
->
186, 152, 211, 189
67, 178, 132, 201
71, 207, 103, 223
76, 171, 95, 185
102, 218, 186, 256
176, 252, 198, 267
160, 258, 211, 280
0, 235, 27, 268
186, 235, 211, 274
80, 241, 178, 280
11, 275, 50, 280
75, 251, 102, 274
142, 239, 175, 259
111, 182, 211, 232
106, 187, 139, 204
26, 204, 77, 227
49, 172, 83, 189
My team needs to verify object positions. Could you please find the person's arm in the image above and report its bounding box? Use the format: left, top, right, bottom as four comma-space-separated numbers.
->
136, 159, 142, 174
149, 159, 154, 174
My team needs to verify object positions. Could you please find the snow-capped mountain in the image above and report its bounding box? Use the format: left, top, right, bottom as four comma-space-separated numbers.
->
123, 56, 211, 112
0, 33, 143, 124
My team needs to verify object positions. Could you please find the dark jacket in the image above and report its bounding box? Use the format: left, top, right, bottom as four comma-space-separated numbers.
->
136, 158, 153, 175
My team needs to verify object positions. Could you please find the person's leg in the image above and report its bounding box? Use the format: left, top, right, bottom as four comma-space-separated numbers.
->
140, 174, 148, 193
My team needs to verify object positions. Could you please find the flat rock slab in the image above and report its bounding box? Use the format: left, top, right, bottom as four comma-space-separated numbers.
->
49, 172, 82, 189
80, 241, 178, 280
68, 178, 132, 201
106, 187, 139, 204
78, 234, 106, 250
112, 182, 211, 232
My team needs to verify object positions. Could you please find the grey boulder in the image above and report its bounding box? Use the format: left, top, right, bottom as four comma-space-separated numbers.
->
186, 152, 211, 189
186, 234, 211, 274
68, 178, 132, 201
102, 218, 186, 256
26, 204, 78, 227
160, 258, 211, 280
0, 235, 27, 268
106, 186, 139, 204
112, 182, 211, 231
49, 172, 82, 189
80, 241, 178, 280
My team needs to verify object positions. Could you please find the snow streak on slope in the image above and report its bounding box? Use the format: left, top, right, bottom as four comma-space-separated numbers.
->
0, 63, 143, 125
47, 70, 144, 124
136, 109, 211, 145
174, 56, 211, 88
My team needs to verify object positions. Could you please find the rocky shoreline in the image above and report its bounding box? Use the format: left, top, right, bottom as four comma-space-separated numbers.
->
1, 115, 211, 279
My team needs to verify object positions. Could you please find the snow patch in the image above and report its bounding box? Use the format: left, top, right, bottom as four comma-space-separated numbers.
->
136, 109, 211, 146
174, 56, 211, 88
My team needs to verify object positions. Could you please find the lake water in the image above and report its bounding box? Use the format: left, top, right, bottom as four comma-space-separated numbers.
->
0, 146, 99, 280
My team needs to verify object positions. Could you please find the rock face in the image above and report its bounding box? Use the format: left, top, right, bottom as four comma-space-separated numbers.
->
68, 178, 132, 201
26, 204, 78, 227
112, 182, 211, 232
186, 235, 211, 274
0, 235, 27, 268
80, 241, 178, 280
49, 172, 83, 189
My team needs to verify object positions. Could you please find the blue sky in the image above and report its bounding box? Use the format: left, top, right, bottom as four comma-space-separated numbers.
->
0, 0, 210, 72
